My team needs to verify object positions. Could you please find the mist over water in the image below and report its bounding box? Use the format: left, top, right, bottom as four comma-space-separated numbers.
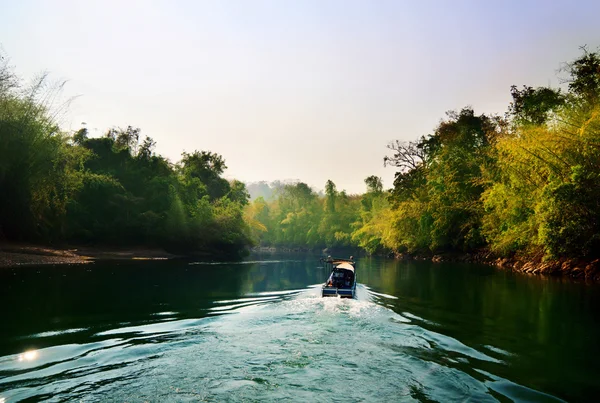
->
1, 255, 598, 402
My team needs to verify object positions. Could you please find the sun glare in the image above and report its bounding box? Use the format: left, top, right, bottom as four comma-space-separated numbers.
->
18, 350, 38, 362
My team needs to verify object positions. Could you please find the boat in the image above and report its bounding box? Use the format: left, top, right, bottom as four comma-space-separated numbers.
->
321, 256, 356, 298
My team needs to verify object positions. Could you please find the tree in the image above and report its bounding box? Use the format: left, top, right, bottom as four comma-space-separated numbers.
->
137, 136, 156, 160
324, 180, 337, 213
364, 176, 383, 194
385, 108, 497, 252
180, 151, 230, 201
0, 71, 87, 240
561, 46, 600, 105
113, 126, 140, 153
351, 176, 394, 254
0, 51, 255, 257
227, 180, 250, 206
384, 139, 426, 172
507, 85, 564, 126
72, 127, 89, 146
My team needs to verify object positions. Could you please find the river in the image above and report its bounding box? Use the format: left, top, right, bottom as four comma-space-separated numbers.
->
1, 254, 599, 402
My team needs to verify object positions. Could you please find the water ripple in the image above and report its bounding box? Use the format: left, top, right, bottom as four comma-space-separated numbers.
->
0, 286, 562, 402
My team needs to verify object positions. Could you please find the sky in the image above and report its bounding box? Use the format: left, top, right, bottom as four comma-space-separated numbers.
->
1, 0, 599, 194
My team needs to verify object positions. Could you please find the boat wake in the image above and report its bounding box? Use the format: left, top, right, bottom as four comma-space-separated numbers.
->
0, 285, 563, 402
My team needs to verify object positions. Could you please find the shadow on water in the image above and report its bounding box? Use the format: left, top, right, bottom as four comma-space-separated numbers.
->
0, 259, 248, 353
359, 257, 600, 402
0, 253, 598, 402
0, 255, 326, 354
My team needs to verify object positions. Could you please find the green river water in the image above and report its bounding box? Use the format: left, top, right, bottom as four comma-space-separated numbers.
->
0, 254, 599, 402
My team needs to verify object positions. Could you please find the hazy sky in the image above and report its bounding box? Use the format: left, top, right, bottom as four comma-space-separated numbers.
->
2, 0, 599, 193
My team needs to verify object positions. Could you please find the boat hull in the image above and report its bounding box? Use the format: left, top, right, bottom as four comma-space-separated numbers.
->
321, 286, 356, 298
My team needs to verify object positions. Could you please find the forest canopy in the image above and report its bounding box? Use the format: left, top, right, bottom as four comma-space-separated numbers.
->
1, 47, 599, 261
0, 53, 252, 257
246, 47, 600, 261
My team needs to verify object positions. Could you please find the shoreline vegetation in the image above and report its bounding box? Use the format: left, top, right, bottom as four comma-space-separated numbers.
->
405, 251, 600, 281
2, 48, 600, 280
243, 47, 600, 282
252, 246, 600, 281
3, 242, 597, 283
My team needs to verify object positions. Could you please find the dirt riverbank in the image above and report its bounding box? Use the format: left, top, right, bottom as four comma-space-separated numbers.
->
489, 255, 600, 281
396, 250, 600, 281
4, 243, 598, 281
0, 243, 180, 268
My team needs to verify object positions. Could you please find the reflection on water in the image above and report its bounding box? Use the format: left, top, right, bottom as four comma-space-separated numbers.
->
0, 254, 599, 401
17, 350, 37, 362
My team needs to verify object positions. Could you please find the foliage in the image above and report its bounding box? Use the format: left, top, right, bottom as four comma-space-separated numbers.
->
507, 85, 564, 126
246, 179, 361, 250
0, 62, 87, 240
383, 47, 600, 260
3, 47, 600, 261
243, 48, 600, 261
351, 177, 397, 254
0, 55, 252, 257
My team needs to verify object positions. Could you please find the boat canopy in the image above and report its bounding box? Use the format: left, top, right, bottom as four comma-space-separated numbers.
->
334, 262, 355, 272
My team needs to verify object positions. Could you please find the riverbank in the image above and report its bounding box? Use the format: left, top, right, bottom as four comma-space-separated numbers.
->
4, 242, 598, 282
396, 250, 600, 281
0, 243, 180, 268
490, 254, 600, 281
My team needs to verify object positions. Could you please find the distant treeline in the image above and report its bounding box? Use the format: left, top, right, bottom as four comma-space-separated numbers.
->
247, 48, 600, 261
0, 55, 252, 257
246, 181, 292, 202
1, 48, 599, 261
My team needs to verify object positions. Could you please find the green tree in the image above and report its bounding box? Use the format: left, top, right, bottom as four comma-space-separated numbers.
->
507, 85, 564, 126
181, 151, 230, 201
0, 70, 88, 240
